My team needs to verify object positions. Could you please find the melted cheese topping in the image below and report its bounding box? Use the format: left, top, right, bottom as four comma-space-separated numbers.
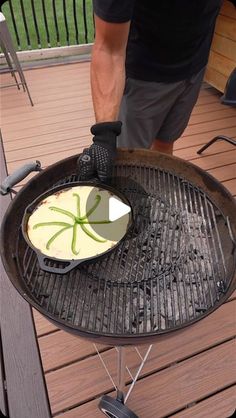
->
27, 186, 130, 260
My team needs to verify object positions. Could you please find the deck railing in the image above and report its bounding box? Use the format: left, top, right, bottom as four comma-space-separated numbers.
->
1, 0, 94, 51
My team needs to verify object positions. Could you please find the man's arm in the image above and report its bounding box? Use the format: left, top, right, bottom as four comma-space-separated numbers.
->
77, 13, 131, 181
91, 15, 131, 122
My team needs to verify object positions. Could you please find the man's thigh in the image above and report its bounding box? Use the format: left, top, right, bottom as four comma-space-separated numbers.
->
157, 67, 206, 142
117, 68, 205, 148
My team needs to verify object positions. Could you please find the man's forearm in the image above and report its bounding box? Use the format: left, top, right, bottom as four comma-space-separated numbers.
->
91, 44, 126, 122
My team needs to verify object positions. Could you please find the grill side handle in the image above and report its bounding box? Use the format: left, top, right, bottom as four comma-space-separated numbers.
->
37, 254, 81, 275
0, 161, 42, 195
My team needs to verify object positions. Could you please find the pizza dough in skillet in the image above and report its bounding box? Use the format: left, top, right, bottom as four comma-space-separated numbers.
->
27, 186, 131, 260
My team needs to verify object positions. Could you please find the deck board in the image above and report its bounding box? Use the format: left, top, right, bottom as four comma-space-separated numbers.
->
46, 300, 236, 414
53, 386, 236, 418
111, 340, 236, 418
56, 340, 236, 418
1, 61, 236, 418
0, 137, 51, 418
0, 330, 8, 417
172, 385, 236, 418
39, 333, 109, 373
33, 310, 59, 338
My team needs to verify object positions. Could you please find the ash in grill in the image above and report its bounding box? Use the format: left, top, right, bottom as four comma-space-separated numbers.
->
18, 165, 232, 337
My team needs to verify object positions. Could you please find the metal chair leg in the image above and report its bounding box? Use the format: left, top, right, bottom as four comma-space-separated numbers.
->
197, 135, 236, 154
0, 37, 20, 89
0, 16, 34, 105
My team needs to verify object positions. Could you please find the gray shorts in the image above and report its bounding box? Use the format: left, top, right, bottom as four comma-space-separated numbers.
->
118, 67, 205, 148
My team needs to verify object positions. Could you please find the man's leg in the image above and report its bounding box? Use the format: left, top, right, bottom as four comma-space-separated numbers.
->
150, 139, 174, 155
118, 78, 185, 150
118, 68, 205, 154
154, 67, 206, 154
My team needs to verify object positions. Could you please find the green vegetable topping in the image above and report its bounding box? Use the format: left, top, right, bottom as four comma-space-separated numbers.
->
33, 193, 110, 255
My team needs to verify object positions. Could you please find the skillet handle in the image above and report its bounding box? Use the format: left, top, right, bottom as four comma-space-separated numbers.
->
0, 161, 42, 195
37, 254, 80, 275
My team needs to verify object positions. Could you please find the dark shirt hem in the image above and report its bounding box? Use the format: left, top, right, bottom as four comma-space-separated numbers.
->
126, 62, 207, 83
93, 7, 131, 23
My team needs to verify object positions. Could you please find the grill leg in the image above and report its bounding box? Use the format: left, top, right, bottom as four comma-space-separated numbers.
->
95, 344, 152, 417
94, 343, 152, 401
125, 344, 153, 403
116, 347, 126, 403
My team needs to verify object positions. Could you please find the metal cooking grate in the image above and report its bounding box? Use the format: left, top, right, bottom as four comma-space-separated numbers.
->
17, 164, 233, 337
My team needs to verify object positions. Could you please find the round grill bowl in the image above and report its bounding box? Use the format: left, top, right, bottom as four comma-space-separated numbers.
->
1, 150, 236, 345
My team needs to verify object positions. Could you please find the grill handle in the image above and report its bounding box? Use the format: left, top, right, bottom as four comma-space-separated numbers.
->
0, 161, 42, 195
37, 254, 80, 275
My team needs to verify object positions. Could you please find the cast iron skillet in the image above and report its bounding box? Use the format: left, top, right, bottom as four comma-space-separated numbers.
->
21, 181, 133, 275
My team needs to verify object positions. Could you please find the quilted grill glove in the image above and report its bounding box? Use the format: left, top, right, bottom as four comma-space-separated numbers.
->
77, 121, 122, 182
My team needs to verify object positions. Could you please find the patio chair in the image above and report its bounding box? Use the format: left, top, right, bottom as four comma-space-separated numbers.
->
0, 0, 33, 105
198, 67, 236, 154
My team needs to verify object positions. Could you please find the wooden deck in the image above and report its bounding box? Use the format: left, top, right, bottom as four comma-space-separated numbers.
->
1, 61, 236, 418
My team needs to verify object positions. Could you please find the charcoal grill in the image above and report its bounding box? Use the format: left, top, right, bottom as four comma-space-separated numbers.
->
1, 149, 236, 418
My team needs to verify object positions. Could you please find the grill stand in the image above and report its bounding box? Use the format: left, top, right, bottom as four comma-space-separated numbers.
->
94, 344, 153, 418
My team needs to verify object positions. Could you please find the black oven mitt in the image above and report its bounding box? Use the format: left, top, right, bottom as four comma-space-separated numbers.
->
77, 121, 122, 182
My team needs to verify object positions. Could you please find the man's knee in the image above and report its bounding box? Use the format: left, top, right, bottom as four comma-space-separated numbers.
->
150, 139, 174, 155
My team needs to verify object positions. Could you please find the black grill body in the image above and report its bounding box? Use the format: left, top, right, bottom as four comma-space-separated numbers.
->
1, 150, 236, 345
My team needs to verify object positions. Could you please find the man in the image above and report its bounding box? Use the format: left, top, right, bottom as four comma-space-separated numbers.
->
78, 0, 225, 182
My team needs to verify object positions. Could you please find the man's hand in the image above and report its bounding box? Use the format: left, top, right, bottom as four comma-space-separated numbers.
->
77, 121, 122, 182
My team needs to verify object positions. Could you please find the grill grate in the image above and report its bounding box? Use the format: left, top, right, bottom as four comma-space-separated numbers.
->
17, 164, 233, 337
